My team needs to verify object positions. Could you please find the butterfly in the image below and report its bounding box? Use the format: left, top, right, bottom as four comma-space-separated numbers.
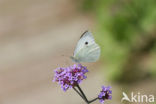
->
71, 31, 101, 63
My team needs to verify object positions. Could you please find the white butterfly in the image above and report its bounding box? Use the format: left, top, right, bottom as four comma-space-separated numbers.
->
71, 31, 101, 63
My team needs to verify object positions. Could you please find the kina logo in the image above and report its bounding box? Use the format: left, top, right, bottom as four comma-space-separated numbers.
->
121, 92, 155, 103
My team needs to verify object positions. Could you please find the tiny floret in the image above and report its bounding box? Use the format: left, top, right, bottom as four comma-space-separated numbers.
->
53, 64, 88, 91
98, 86, 112, 104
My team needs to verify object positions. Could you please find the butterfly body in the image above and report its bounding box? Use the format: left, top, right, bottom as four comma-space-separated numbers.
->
71, 31, 100, 63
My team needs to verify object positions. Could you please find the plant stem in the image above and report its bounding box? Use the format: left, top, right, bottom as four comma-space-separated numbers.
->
73, 87, 86, 102
74, 85, 99, 104
88, 97, 99, 103
76, 84, 89, 103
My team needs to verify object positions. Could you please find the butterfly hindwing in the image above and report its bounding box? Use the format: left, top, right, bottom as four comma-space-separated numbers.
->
75, 43, 100, 62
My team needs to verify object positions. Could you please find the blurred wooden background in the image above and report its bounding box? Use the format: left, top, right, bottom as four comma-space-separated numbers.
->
0, 0, 100, 104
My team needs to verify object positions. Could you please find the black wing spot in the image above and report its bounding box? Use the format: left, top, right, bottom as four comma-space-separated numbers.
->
85, 41, 88, 45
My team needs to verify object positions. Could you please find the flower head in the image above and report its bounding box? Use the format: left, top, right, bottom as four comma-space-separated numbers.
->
53, 64, 88, 91
98, 86, 112, 104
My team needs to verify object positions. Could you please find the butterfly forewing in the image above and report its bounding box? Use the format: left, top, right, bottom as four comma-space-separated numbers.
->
72, 31, 100, 63
74, 31, 95, 56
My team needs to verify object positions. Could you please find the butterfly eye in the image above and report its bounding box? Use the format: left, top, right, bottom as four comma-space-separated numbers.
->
85, 42, 88, 45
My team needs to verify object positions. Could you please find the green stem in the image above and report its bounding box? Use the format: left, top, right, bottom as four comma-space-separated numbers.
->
76, 85, 89, 103
73, 87, 86, 102
88, 97, 99, 103
74, 85, 99, 104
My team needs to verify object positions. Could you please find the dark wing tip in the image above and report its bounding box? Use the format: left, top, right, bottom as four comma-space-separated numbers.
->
80, 30, 89, 39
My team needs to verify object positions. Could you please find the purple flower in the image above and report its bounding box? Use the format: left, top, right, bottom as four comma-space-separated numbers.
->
98, 86, 112, 104
53, 64, 88, 91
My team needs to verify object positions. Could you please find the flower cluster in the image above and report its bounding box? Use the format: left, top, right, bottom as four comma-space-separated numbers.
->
98, 86, 112, 104
53, 64, 88, 91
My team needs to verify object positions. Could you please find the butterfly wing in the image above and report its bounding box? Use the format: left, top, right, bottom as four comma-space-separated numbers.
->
74, 43, 100, 62
74, 31, 95, 56
73, 31, 100, 62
